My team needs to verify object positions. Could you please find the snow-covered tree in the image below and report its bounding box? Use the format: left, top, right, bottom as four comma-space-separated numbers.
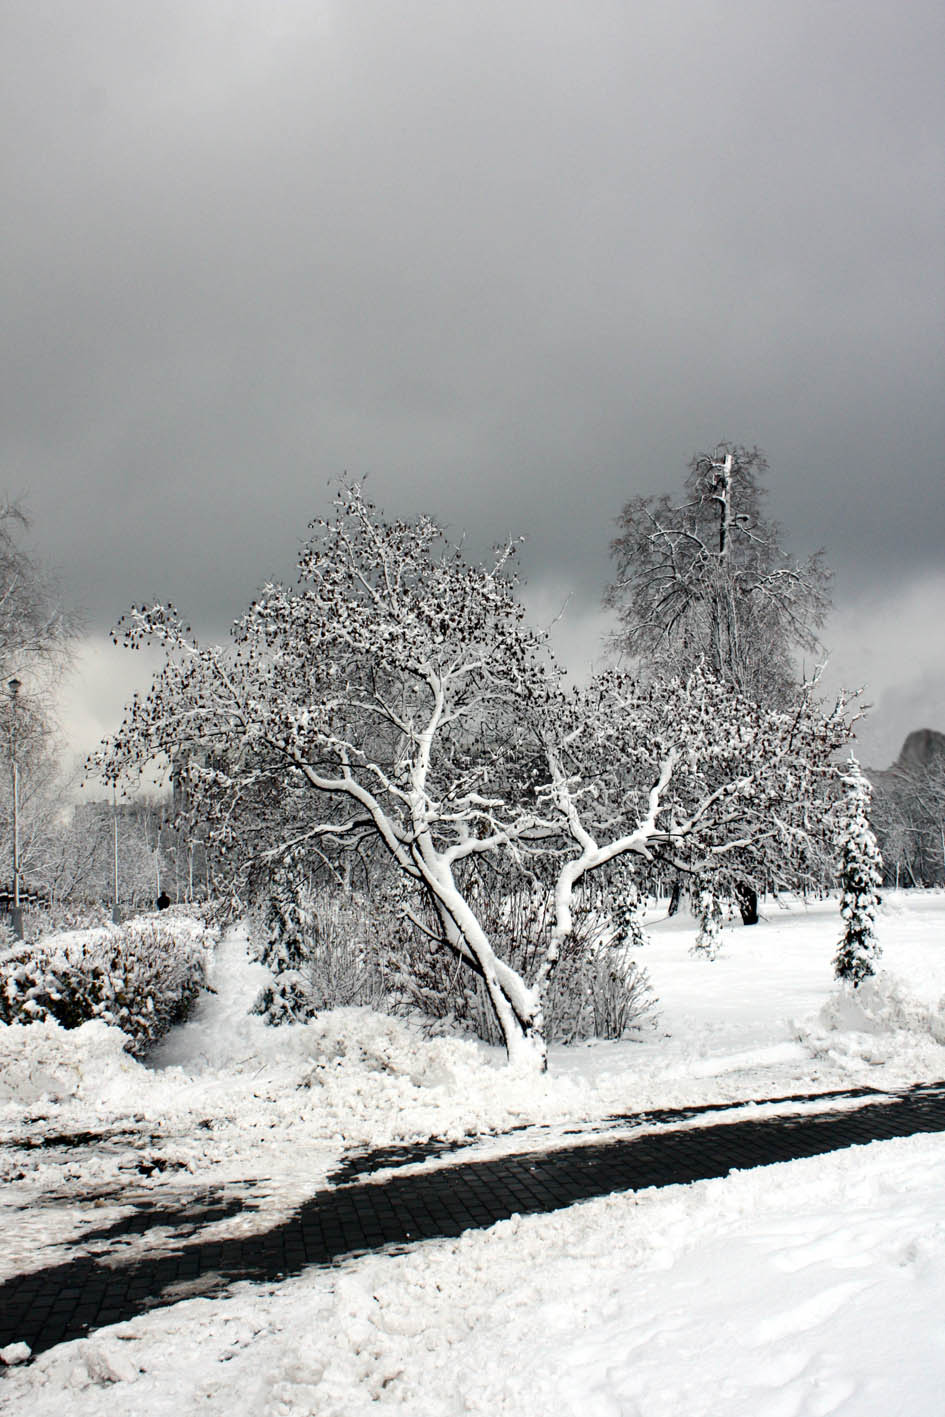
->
251, 866, 317, 1024
605, 444, 832, 706
832, 758, 883, 985
95, 485, 852, 1070
605, 444, 834, 928
0, 501, 76, 683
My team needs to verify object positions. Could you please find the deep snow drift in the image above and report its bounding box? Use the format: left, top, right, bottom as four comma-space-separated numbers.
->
2, 891, 945, 1415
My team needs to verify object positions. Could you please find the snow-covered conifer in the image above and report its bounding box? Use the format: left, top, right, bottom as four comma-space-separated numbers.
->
612, 886, 648, 950
832, 758, 883, 985
252, 868, 316, 1024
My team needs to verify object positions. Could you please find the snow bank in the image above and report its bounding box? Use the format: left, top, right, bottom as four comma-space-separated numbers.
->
822, 973, 945, 1045
4, 888, 945, 1388
0, 1018, 140, 1107
5, 894, 945, 1178
797, 970, 945, 1080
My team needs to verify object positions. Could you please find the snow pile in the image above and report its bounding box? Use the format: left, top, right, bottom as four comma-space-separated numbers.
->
798, 971, 945, 1079
823, 973, 945, 1045
0, 1018, 139, 1107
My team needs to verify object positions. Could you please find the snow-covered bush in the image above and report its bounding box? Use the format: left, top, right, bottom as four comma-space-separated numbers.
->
0, 916, 214, 1055
611, 886, 649, 950
385, 885, 655, 1046
832, 759, 883, 985
302, 893, 387, 1012
250, 876, 386, 1024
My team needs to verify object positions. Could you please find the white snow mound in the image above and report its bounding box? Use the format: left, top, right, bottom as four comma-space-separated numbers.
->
0, 1018, 141, 1106
820, 972, 945, 1045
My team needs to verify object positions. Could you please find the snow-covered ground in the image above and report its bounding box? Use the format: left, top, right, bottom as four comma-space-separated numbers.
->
2, 891, 945, 1414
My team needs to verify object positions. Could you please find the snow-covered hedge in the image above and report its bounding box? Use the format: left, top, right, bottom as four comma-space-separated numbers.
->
0, 916, 215, 1056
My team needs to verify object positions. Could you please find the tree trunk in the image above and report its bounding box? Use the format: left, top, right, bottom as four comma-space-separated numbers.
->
424, 861, 547, 1071
734, 881, 759, 926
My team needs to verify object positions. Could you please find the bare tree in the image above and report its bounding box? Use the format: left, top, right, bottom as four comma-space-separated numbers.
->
0, 692, 64, 897
605, 444, 832, 704
0, 502, 79, 922
871, 739, 945, 888
0, 501, 76, 682
902, 764, 945, 884
37, 796, 175, 909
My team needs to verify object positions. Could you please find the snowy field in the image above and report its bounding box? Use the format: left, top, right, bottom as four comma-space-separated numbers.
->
2, 891, 945, 1415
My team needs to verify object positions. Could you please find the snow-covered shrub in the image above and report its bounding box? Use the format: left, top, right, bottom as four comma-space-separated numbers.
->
22, 900, 111, 939
303, 894, 387, 1012
832, 759, 883, 985
384, 885, 655, 1046
250, 875, 386, 1024
551, 942, 655, 1043
0, 917, 213, 1055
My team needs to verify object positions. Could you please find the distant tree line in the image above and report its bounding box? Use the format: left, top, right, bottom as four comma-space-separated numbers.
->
868, 730, 945, 888
0, 501, 212, 925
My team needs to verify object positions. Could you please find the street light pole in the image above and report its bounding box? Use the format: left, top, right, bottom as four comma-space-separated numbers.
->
8, 677, 22, 939
112, 784, 120, 924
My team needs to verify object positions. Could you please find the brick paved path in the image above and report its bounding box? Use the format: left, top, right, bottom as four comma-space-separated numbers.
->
2, 1081, 944, 1359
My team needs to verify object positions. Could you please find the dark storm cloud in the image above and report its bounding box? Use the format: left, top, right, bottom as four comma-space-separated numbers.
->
1, 1, 943, 760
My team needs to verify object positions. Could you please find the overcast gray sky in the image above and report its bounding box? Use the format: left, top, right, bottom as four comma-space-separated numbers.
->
2, 0, 943, 775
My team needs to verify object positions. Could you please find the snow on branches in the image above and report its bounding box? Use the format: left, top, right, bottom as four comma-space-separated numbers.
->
94, 484, 854, 1070
605, 444, 832, 704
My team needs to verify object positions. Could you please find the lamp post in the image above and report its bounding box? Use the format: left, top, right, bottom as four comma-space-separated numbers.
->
8, 677, 22, 939
112, 784, 121, 924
